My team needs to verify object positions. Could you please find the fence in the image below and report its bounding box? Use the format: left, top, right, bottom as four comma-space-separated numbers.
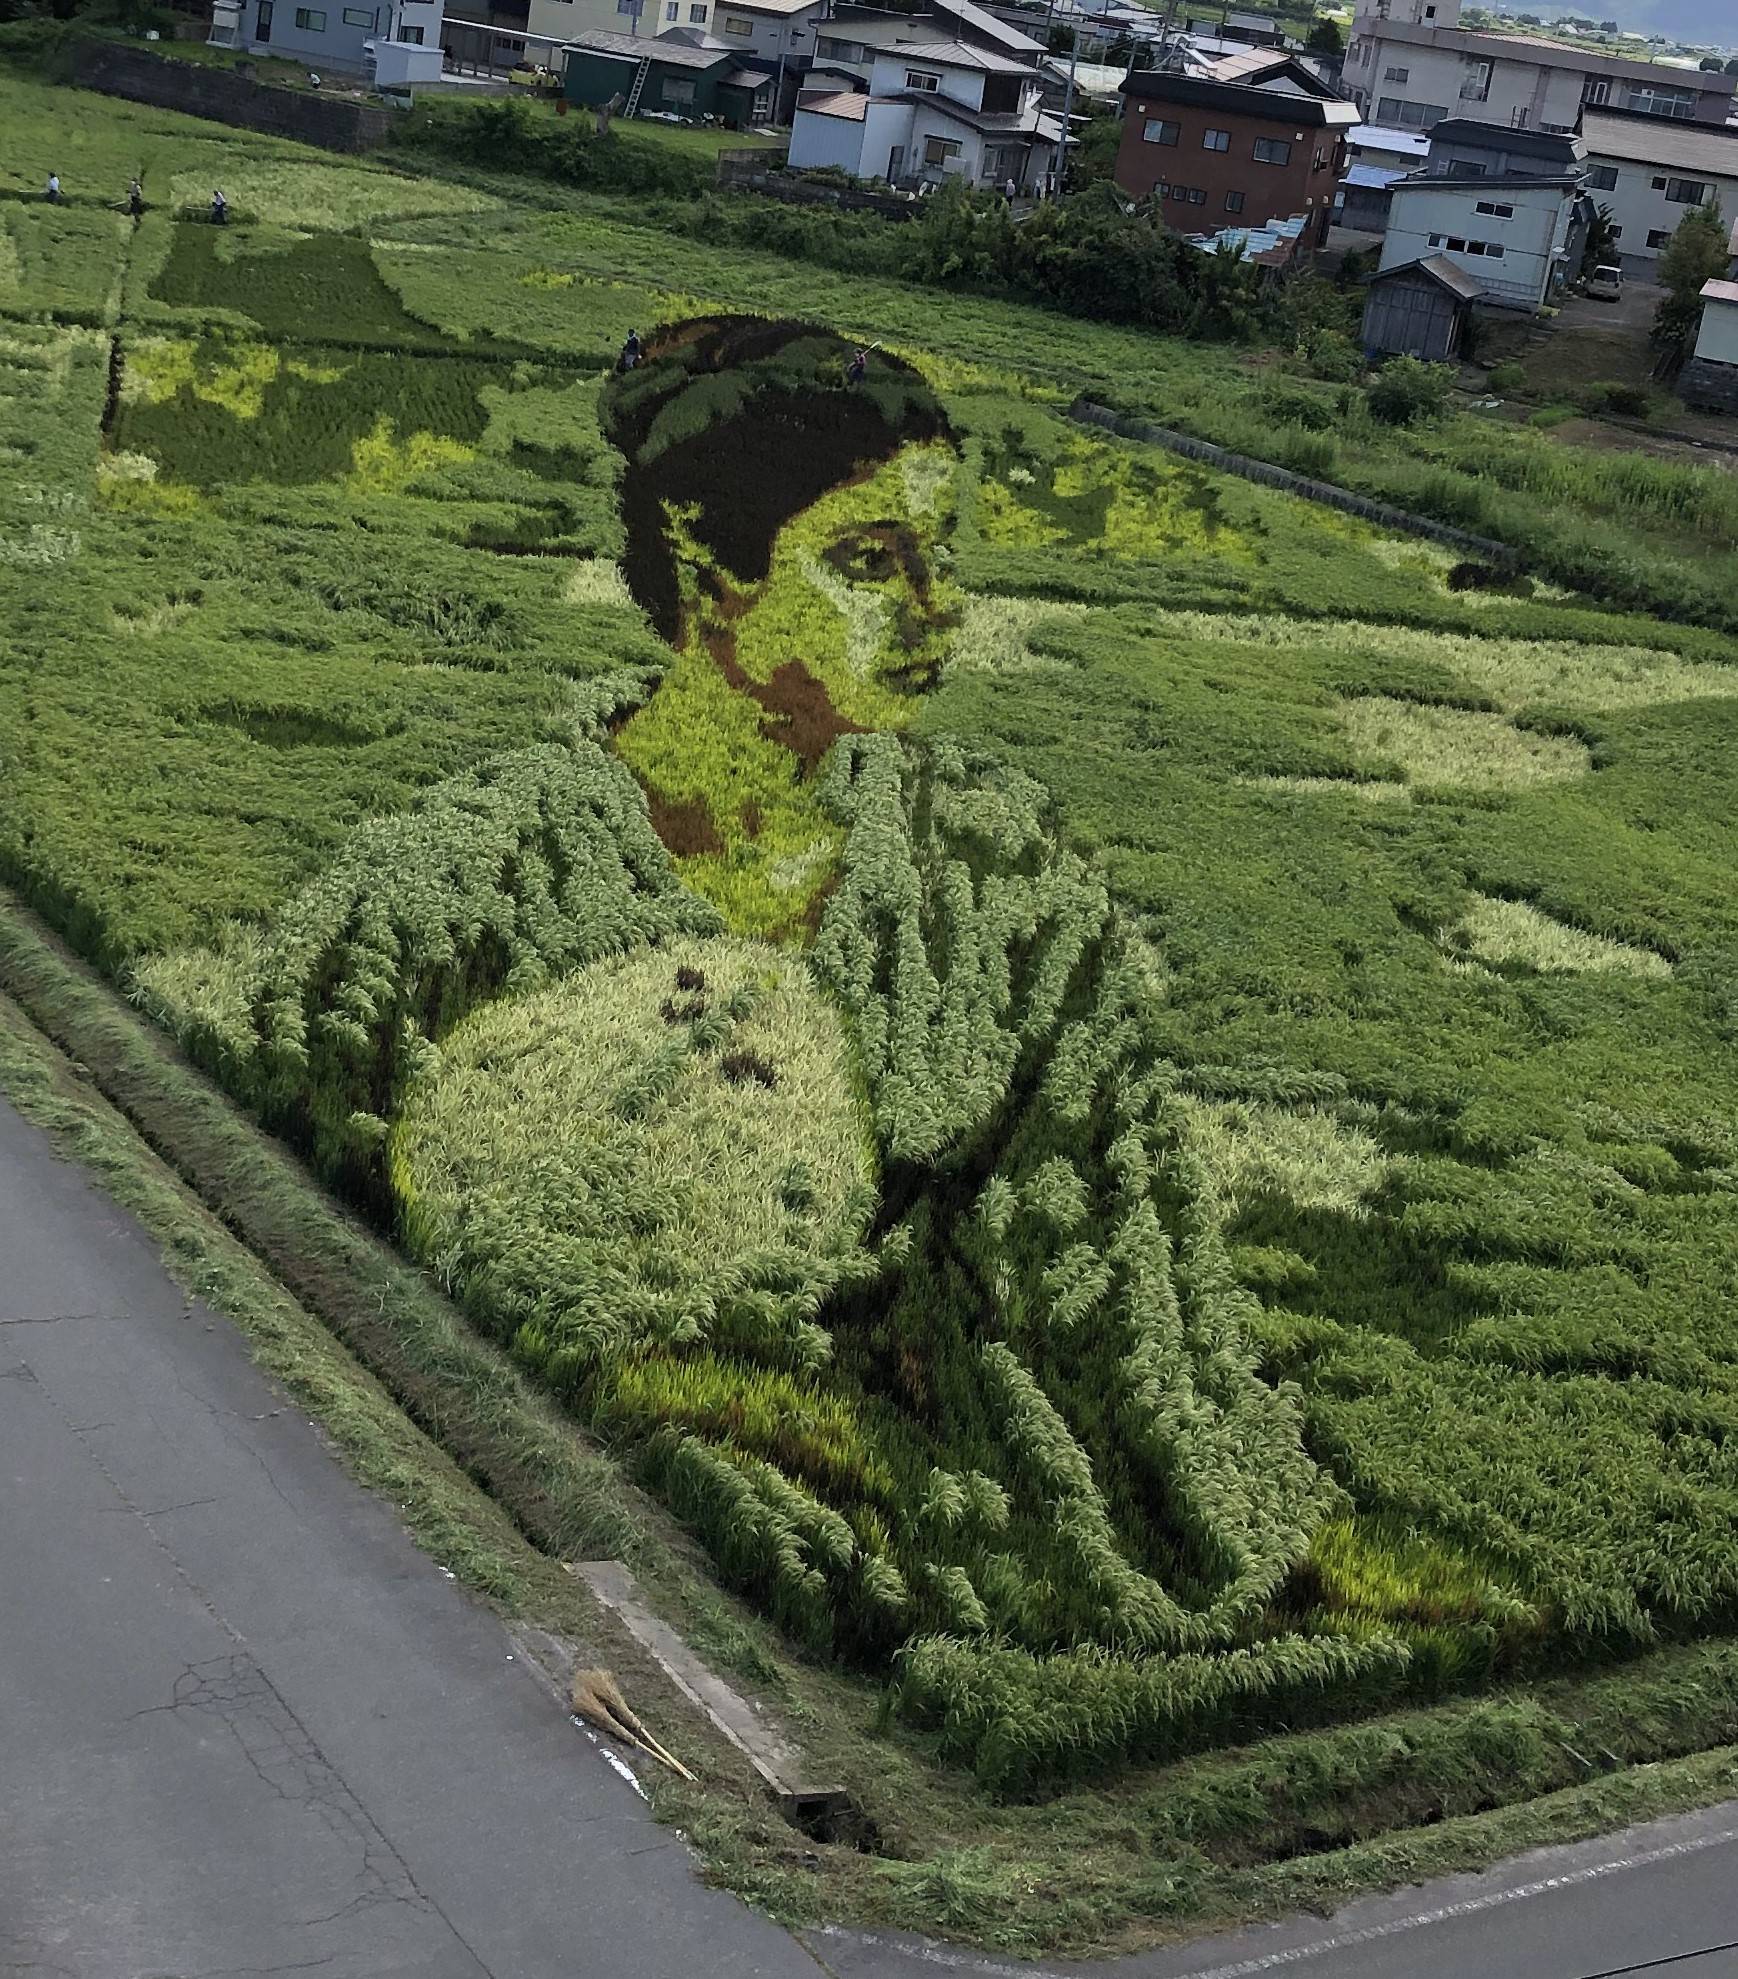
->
1068, 400, 1521, 567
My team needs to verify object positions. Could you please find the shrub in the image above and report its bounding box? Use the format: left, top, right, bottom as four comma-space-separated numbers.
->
1487, 361, 1526, 392
1365, 355, 1455, 426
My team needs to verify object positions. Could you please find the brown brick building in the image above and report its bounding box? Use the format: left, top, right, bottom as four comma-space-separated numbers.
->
1114, 52, 1357, 250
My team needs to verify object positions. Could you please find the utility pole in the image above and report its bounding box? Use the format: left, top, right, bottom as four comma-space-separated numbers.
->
1056, 4, 1080, 194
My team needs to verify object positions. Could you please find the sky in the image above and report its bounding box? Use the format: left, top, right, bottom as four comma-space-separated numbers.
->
1568, 0, 1733, 43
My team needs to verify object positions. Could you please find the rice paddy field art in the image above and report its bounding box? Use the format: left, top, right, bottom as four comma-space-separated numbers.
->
6, 73, 1738, 1908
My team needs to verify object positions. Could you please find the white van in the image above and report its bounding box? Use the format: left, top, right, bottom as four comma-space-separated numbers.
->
1586, 265, 1623, 303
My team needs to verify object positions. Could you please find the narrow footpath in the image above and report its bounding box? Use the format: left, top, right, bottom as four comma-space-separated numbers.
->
4, 1088, 1737, 1979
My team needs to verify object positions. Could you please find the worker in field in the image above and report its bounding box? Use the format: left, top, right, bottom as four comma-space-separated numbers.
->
617, 328, 642, 373
211, 188, 229, 225
128, 177, 144, 219
45, 172, 61, 204
845, 346, 868, 387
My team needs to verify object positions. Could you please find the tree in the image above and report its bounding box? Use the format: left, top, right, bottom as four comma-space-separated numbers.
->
1726, 57, 1738, 77
1580, 202, 1618, 277
1305, 15, 1344, 53
1652, 203, 1730, 358
1699, 55, 1724, 72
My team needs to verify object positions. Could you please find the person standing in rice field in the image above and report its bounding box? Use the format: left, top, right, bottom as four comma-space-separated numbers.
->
128, 177, 144, 219
211, 188, 229, 225
45, 172, 61, 204
846, 347, 868, 387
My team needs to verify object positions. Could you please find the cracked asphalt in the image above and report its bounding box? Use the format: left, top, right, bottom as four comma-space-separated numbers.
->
6, 1089, 1738, 1979
0, 1096, 825, 1979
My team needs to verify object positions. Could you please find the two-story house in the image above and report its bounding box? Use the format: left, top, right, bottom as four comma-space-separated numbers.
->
1376, 132, 1591, 313
1343, 0, 1736, 135
227, 0, 445, 78
1579, 109, 1738, 271
528, 0, 824, 108
790, 28, 1061, 190
1113, 51, 1357, 250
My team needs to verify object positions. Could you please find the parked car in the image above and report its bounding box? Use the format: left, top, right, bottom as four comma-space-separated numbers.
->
1586, 264, 1623, 302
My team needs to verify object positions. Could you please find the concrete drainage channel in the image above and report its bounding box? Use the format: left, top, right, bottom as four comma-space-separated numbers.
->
511, 1560, 873, 1848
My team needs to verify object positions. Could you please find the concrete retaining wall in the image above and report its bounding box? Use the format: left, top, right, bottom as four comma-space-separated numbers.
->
1069, 399, 1520, 567
71, 41, 395, 154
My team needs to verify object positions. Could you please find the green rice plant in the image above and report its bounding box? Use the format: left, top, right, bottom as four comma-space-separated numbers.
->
165, 160, 498, 231
1446, 894, 1673, 980
134, 744, 711, 1200
390, 933, 876, 1372
1337, 696, 1592, 791
0, 202, 129, 321
897, 1626, 1415, 1792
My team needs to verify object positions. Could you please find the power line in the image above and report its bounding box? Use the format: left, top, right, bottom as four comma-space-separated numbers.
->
1572, 1939, 1738, 1979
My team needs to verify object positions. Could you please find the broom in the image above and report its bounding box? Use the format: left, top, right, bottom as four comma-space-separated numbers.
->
570, 1667, 697, 1782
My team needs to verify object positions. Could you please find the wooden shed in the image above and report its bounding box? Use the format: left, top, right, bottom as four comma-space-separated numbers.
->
561, 29, 772, 125
1360, 253, 1482, 364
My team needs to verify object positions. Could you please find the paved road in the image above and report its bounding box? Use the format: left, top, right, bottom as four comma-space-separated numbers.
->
5, 1088, 1738, 1979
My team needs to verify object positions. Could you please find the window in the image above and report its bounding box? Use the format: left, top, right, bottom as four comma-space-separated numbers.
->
722, 12, 752, 30
398, 17, 421, 35
1663, 178, 1708, 205
341, 5, 372, 22
1188, 186, 1205, 205
1582, 77, 1608, 106
923, 135, 962, 164
664, 75, 696, 101
906, 67, 941, 91
1647, 228, 1671, 248
1225, 188, 1245, 212
1169, 182, 1186, 199
1143, 118, 1180, 145
1460, 57, 1491, 101
1623, 82, 1693, 119
688, 4, 707, 20
1252, 136, 1291, 165
1375, 97, 1449, 128
1449, 158, 1487, 176
1474, 200, 1514, 218
293, 7, 324, 26
1202, 127, 1230, 151
1586, 165, 1617, 191
1383, 64, 1408, 81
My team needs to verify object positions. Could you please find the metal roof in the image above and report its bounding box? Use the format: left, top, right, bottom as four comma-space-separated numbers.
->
1345, 161, 1402, 189
1370, 250, 1485, 301
888, 38, 1034, 72
563, 27, 732, 66
1580, 109, 1738, 180
797, 87, 868, 117
1351, 122, 1431, 155
1702, 279, 1738, 305
1426, 117, 1585, 162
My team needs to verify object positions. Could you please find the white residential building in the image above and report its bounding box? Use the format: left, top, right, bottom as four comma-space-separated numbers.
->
791, 31, 1060, 188
1580, 110, 1738, 268
1343, 0, 1736, 133
1379, 170, 1588, 308
528, 0, 824, 71
221, 0, 444, 77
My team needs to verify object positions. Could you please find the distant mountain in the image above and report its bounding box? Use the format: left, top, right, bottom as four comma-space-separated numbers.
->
1567, 0, 1734, 46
